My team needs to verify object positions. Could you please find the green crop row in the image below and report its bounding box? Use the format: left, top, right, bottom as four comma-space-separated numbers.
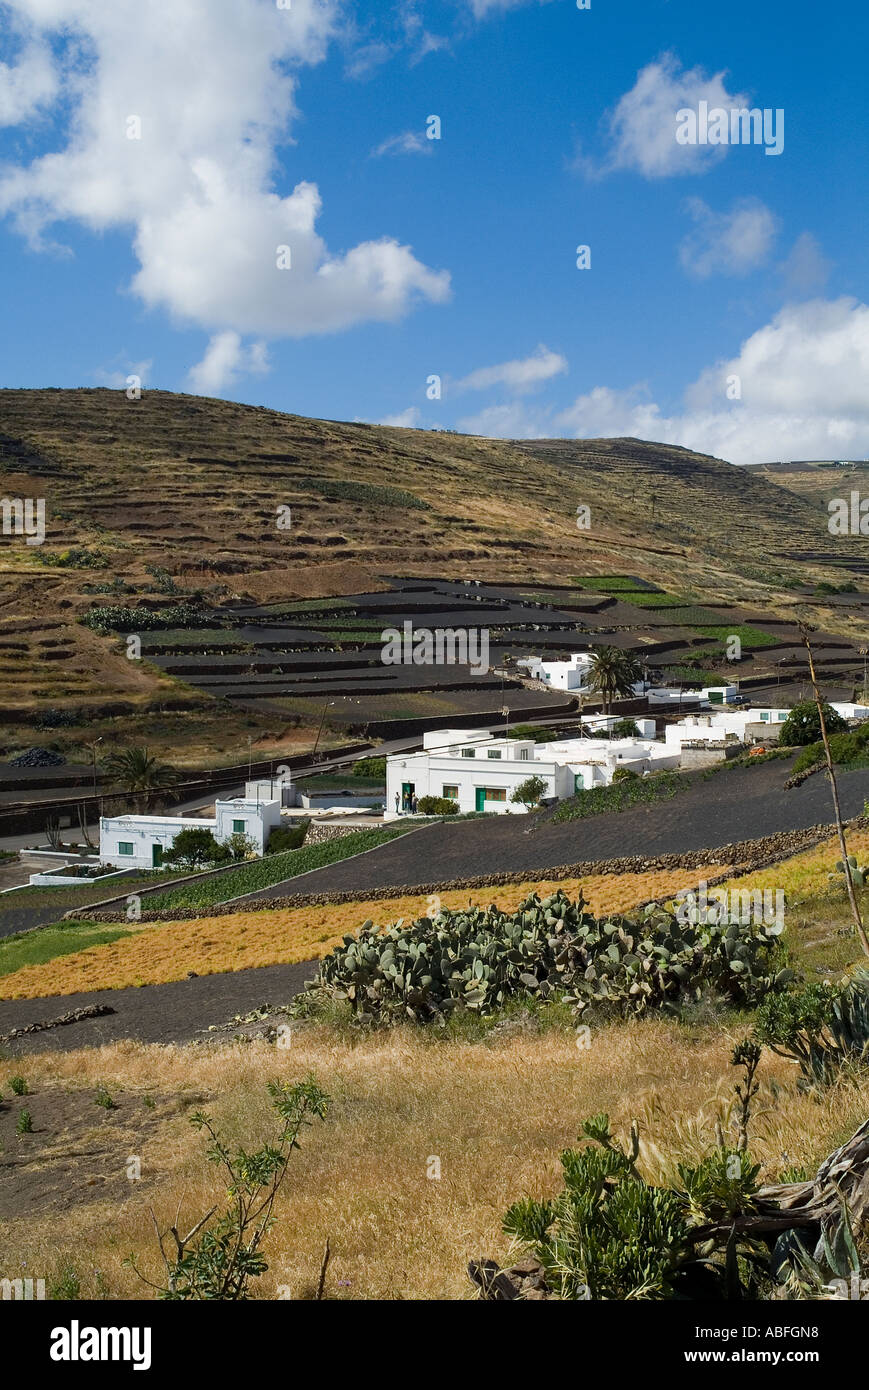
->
144, 824, 422, 911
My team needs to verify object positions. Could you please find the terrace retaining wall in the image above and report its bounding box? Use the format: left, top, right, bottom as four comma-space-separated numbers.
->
83, 819, 861, 922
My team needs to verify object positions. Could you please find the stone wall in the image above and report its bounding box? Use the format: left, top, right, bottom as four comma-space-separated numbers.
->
85, 819, 859, 923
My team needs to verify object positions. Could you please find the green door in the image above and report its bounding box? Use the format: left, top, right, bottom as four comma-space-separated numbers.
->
402, 781, 414, 811
475, 787, 487, 812
152, 844, 164, 868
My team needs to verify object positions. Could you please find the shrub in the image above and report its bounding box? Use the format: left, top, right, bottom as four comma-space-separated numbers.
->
80, 604, 211, 634
9, 1075, 28, 1096
352, 756, 386, 778
610, 718, 641, 737
163, 827, 227, 870
16, 1109, 33, 1134
510, 775, 547, 809
754, 970, 869, 1087
505, 725, 559, 743
611, 767, 640, 783
266, 821, 309, 854
126, 1078, 329, 1300
95, 1083, 116, 1110
499, 1112, 764, 1299
779, 700, 849, 747
299, 889, 791, 1026
417, 795, 459, 815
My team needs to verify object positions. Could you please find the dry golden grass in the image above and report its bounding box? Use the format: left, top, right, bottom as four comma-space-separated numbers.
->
2, 1021, 866, 1300
0, 866, 731, 1000
718, 829, 869, 904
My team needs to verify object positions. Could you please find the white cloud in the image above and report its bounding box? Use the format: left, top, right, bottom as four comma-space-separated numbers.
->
379, 406, 421, 427
583, 53, 751, 179
679, 197, 778, 277
0, 0, 449, 340
465, 0, 553, 17
371, 130, 430, 157
0, 36, 57, 126
187, 331, 269, 394
778, 232, 832, 296
455, 344, 568, 394
460, 299, 869, 466
92, 355, 153, 388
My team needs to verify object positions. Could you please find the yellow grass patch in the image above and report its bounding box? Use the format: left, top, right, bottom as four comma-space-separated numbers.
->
717, 828, 869, 903
2, 1024, 867, 1300
0, 865, 731, 999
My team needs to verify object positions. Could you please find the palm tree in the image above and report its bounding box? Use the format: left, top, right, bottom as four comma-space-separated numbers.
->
588, 647, 644, 713
103, 747, 179, 814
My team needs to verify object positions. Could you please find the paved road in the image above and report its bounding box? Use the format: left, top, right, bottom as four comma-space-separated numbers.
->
0, 959, 319, 1054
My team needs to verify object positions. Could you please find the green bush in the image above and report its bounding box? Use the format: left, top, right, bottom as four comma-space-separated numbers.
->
352, 756, 386, 778
80, 604, 212, 634
266, 821, 310, 854
779, 700, 849, 747
611, 766, 640, 783
792, 721, 869, 774
610, 718, 641, 738
299, 888, 791, 1026
417, 795, 459, 815
505, 725, 559, 743
754, 970, 869, 1087
500, 1112, 763, 1299
163, 827, 227, 870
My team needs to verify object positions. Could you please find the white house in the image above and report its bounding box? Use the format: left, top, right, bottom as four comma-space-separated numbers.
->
664, 707, 791, 750
831, 702, 869, 721
516, 652, 594, 690
386, 730, 679, 816
647, 684, 738, 707
99, 783, 282, 870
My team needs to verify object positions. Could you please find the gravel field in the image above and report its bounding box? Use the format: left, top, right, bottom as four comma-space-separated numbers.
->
0, 959, 319, 1053
246, 758, 869, 899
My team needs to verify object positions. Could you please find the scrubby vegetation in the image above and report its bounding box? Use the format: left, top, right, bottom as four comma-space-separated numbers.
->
551, 769, 687, 821
145, 824, 420, 911
297, 888, 790, 1026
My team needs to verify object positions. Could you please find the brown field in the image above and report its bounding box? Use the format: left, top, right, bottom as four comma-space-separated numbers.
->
0, 865, 733, 999
2, 387, 865, 743
1, 1022, 866, 1300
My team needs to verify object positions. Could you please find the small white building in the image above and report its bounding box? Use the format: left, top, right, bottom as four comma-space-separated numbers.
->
831, 702, 869, 721
99, 783, 282, 870
664, 707, 791, 750
516, 652, 594, 690
386, 731, 679, 816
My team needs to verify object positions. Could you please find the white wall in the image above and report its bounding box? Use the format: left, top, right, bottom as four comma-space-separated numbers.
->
100, 797, 281, 868
385, 733, 678, 815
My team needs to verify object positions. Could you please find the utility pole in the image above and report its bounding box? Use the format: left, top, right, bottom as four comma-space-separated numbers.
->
800, 623, 869, 957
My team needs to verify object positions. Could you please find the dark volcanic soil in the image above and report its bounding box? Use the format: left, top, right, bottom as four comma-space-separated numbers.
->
0, 959, 318, 1055
246, 759, 869, 898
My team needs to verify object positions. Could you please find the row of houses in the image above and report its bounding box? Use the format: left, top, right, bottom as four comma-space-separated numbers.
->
95, 697, 869, 862
384, 700, 869, 817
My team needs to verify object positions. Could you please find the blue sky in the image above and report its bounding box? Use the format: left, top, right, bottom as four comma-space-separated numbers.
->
0, 0, 867, 464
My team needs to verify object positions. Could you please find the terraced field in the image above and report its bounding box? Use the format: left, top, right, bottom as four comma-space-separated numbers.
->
0, 864, 736, 999
3, 388, 867, 750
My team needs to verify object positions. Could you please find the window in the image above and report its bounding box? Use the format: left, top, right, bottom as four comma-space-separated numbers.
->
461, 748, 476, 758
118, 841, 134, 856
442, 785, 458, 799
519, 749, 529, 759
760, 712, 769, 722
483, 787, 506, 801
487, 749, 502, 759
232, 819, 246, 833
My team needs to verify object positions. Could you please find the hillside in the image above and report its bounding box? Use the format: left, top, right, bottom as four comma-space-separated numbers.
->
0, 388, 865, 745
